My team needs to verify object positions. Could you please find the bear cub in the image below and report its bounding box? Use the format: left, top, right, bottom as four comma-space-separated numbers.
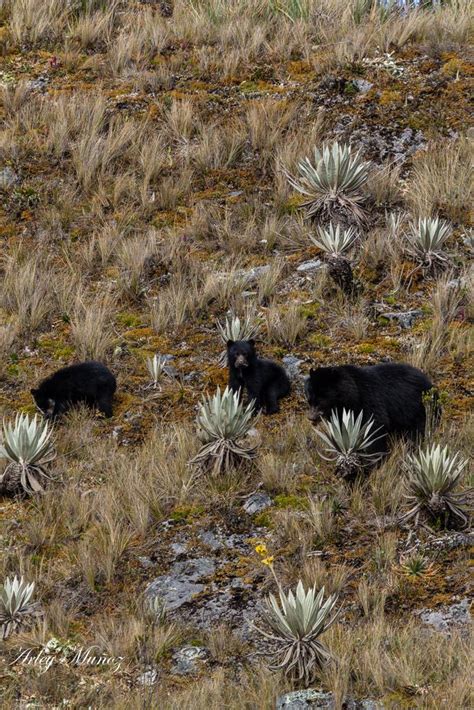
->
305, 362, 436, 453
31, 361, 117, 419
227, 340, 291, 415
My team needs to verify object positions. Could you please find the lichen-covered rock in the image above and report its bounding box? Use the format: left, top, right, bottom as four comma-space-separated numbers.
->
419, 598, 471, 636
243, 491, 273, 515
145, 557, 215, 611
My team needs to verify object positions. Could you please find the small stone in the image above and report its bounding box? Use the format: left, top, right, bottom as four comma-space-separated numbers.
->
296, 259, 324, 273
381, 310, 423, 328
283, 354, 304, 380
243, 492, 273, 515
276, 689, 335, 710
171, 645, 208, 675
137, 669, 159, 686
0, 167, 18, 188
353, 79, 373, 93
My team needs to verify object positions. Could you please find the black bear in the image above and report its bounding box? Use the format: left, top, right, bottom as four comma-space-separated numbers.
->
227, 339, 291, 415
31, 361, 117, 419
305, 362, 437, 452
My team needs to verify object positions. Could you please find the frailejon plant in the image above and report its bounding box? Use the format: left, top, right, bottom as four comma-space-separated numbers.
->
252, 544, 339, 686
400, 443, 471, 529
310, 223, 358, 295
145, 353, 169, 389
406, 217, 451, 269
283, 142, 370, 225
314, 408, 385, 479
216, 312, 260, 366
189, 386, 258, 475
398, 552, 437, 581
0, 576, 39, 639
0, 413, 56, 495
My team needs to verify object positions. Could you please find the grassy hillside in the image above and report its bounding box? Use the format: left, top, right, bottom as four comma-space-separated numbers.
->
0, 1, 472, 708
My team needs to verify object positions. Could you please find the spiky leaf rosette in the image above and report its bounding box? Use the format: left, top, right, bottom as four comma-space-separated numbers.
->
400, 443, 471, 529
310, 223, 358, 257
216, 313, 260, 366
0, 576, 39, 639
0, 413, 56, 495
189, 387, 258, 475
253, 582, 339, 686
145, 353, 168, 388
315, 408, 385, 479
406, 217, 451, 269
283, 142, 370, 225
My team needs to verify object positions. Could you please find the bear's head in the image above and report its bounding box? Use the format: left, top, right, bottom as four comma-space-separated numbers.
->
30, 388, 55, 418
226, 339, 257, 370
304, 366, 344, 422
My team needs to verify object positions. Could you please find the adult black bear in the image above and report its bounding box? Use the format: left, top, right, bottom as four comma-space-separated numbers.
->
227, 339, 291, 415
305, 362, 437, 452
31, 361, 117, 419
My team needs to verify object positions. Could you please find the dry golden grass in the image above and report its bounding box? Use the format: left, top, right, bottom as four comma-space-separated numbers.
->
0, 1, 472, 707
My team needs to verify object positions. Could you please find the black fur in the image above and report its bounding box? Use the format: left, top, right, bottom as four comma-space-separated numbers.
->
305, 362, 437, 452
227, 340, 291, 415
31, 361, 117, 419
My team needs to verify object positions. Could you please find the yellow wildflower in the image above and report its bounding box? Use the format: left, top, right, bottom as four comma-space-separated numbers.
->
261, 556, 274, 566
255, 543, 268, 556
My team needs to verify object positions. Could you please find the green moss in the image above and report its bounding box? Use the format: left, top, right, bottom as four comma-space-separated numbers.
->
298, 303, 320, 319
169, 505, 205, 522
274, 494, 308, 511
377, 316, 390, 326
253, 511, 273, 527
117, 312, 143, 328
309, 333, 332, 347
356, 343, 376, 353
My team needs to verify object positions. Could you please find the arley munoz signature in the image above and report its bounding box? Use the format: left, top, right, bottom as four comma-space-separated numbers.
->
10, 646, 124, 674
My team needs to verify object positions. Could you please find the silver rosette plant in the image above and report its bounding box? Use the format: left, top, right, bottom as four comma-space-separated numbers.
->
314, 408, 385, 479
0, 413, 56, 495
189, 386, 258, 475
254, 581, 339, 686
400, 443, 471, 529
0, 575, 40, 639
283, 142, 370, 225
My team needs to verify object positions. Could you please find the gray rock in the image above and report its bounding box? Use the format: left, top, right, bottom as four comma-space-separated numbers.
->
137, 668, 159, 686
0, 167, 18, 189
170, 542, 188, 557
171, 645, 208, 675
353, 79, 373, 93
296, 259, 323, 273
145, 557, 215, 611
283, 354, 304, 380
276, 690, 335, 710
199, 530, 224, 550
236, 264, 271, 283
420, 598, 471, 635
381, 310, 423, 328
138, 556, 155, 568
276, 692, 384, 710
243, 492, 273, 515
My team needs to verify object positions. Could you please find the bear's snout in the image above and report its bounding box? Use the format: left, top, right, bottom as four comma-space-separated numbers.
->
234, 354, 248, 367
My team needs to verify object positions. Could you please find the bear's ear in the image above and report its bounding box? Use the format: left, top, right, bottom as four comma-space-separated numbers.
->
226, 340, 234, 347
248, 338, 255, 348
